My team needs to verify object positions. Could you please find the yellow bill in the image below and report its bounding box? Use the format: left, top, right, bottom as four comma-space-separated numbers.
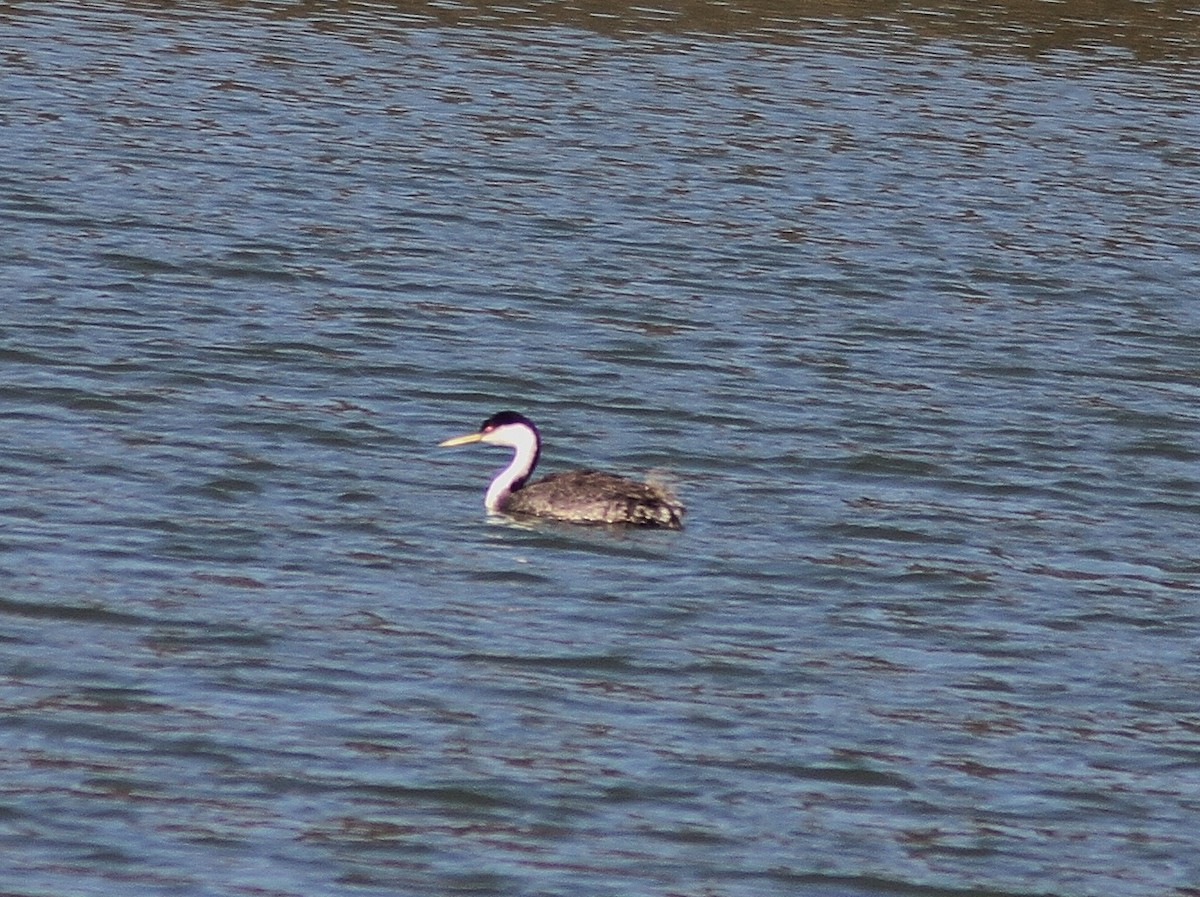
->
438, 431, 484, 447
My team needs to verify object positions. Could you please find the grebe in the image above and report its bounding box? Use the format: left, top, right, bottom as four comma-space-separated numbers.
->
439, 411, 683, 528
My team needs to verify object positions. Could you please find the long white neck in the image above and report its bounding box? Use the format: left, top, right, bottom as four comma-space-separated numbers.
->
483, 424, 540, 511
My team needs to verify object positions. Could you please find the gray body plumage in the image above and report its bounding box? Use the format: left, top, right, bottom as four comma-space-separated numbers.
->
502, 469, 683, 528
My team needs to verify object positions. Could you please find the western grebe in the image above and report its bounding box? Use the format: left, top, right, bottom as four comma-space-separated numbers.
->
439, 411, 683, 528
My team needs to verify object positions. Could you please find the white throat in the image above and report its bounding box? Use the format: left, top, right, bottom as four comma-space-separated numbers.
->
482, 423, 540, 511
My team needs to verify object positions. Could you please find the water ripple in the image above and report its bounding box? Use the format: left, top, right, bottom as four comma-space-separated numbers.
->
2, 3, 1199, 897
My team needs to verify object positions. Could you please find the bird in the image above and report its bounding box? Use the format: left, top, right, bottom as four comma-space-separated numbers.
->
439, 410, 683, 528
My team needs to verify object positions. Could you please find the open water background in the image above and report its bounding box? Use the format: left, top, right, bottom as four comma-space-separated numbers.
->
2, 2, 1200, 895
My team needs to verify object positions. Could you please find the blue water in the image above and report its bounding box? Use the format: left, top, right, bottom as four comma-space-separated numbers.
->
2, 3, 1199, 896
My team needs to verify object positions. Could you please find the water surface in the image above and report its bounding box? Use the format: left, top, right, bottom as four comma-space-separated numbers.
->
2, 2, 1199, 895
